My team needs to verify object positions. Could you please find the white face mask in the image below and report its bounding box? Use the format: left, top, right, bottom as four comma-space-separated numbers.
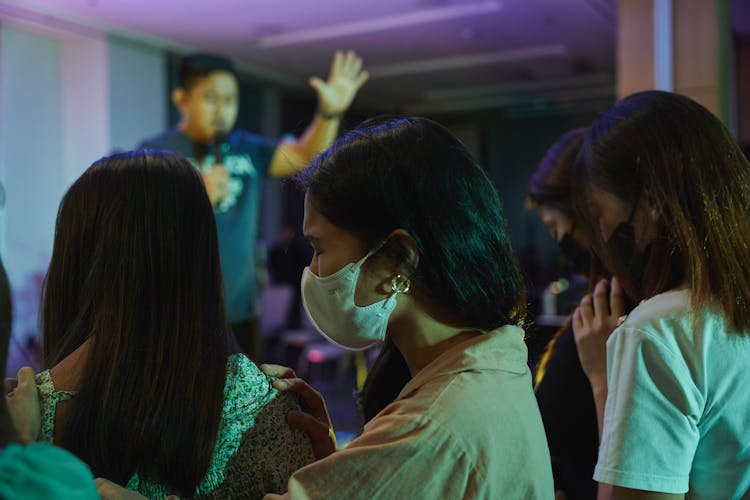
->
301, 245, 404, 351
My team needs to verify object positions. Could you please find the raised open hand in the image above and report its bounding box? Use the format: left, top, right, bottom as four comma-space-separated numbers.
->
309, 50, 369, 117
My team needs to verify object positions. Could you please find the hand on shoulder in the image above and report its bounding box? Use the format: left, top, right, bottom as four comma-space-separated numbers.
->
260, 364, 337, 460
5, 366, 40, 443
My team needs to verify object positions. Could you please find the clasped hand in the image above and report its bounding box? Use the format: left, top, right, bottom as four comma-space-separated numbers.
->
572, 277, 626, 388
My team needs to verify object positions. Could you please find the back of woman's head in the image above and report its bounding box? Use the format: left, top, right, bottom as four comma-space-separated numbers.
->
527, 127, 586, 214
0, 260, 15, 447
527, 127, 604, 280
43, 150, 231, 493
576, 90, 750, 332
304, 115, 526, 331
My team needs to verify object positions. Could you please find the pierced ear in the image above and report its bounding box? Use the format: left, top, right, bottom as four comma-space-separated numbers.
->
386, 228, 420, 276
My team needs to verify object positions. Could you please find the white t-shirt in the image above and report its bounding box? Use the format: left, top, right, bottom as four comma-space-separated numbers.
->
595, 289, 750, 499
266, 325, 554, 499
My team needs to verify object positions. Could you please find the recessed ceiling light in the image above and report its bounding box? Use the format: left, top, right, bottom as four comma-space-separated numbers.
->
255, 0, 502, 48
367, 44, 566, 78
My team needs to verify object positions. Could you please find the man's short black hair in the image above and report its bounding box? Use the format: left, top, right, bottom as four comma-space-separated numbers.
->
179, 53, 237, 90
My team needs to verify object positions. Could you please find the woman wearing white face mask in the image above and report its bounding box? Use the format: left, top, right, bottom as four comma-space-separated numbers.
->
260, 116, 554, 499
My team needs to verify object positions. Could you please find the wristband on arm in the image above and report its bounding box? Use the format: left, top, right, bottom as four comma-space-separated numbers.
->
316, 108, 344, 120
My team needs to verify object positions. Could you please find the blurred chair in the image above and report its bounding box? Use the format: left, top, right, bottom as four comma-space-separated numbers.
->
297, 341, 353, 383
265, 290, 354, 382
277, 327, 319, 361
274, 305, 319, 366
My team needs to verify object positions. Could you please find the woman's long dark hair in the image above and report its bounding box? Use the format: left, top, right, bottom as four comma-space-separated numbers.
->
526, 126, 603, 279
527, 127, 586, 214
0, 260, 17, 448
302, 116, 527, 421
525, 128, 603, 387
575, 90, 750, 333
43, 151, 232, 493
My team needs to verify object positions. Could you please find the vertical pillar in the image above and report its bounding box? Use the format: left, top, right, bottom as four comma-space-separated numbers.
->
60, 34, 110, 186
653, 0, 673, 91
617, 0, 654, 98
108, 35, 168, 152
259, 88, 284, 245
737, 43, 750, 144
617, 0, 732, 124
0, 17, 169, 374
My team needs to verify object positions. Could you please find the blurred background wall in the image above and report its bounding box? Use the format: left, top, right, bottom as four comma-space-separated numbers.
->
0, 0, 747, 373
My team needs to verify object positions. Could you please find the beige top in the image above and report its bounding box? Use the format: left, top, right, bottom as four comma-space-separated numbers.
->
267, 325, 554, 499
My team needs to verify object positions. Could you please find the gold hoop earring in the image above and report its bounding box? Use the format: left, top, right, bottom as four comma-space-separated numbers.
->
391, 274, 411, 294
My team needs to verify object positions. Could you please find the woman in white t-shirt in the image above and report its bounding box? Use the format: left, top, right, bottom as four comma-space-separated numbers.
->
572, 90, 750, 499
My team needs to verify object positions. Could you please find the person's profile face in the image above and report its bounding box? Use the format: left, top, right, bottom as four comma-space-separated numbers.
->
302, 192, 367, 278
538, 204, 590, 249
584, 184, 657, 252
538, 205, 574, 242
301, 192, 391, 308
179, 71, 239, 143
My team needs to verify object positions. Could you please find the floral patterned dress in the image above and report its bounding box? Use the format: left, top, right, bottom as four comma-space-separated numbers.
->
37, 354, 315, 499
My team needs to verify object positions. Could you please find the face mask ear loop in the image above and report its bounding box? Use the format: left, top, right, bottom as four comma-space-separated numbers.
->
367, 239, 389, 261
351, 239, 389, 272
